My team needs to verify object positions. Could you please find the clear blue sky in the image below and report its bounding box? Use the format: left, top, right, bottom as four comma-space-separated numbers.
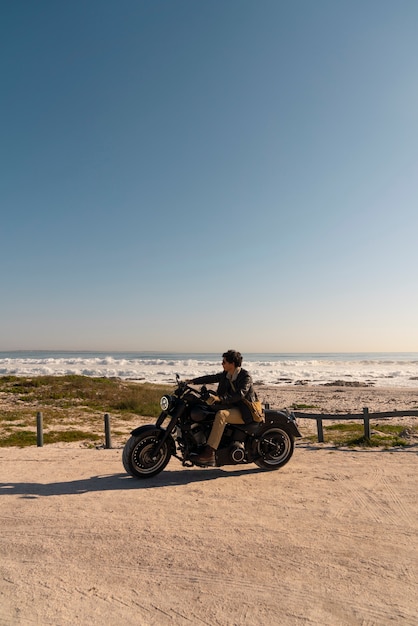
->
1, 0, 417, 352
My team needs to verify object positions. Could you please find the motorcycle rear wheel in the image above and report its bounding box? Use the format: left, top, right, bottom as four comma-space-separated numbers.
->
253, 427, 294, 470
122, 431, 171, 479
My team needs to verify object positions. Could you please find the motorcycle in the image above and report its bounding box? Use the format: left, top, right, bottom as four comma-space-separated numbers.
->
122, 375, 302, 479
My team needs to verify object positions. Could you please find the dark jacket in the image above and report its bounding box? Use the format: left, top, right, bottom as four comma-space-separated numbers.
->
191, 368, 258, 423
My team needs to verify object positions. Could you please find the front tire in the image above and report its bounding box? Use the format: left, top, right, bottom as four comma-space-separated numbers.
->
122, 430, 171, 479
253, 427, 294, 470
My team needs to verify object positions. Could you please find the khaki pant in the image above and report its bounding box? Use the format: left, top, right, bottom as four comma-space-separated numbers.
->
207, 407, 244, 450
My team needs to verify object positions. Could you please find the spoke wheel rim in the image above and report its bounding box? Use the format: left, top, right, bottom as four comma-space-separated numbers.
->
132, 436, 168, 475
258, 429, 291, 465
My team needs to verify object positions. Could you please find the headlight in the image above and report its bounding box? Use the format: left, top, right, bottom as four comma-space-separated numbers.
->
160, 395, 172, 411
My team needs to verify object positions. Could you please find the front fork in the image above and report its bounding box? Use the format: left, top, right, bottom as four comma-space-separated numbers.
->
152, 400, 186, 458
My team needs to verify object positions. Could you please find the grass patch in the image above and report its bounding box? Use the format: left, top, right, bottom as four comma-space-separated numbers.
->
0, 430, 37, 447
110, 386, 169, 416
46, 430, 101, 444
373, 423, 405, 435
316, 421, 417, 447
326, 423, 362, 433
0, 429, 102, 447
291, 403, 320, 410
345, 435, 408, 448
0, 412, 23, 422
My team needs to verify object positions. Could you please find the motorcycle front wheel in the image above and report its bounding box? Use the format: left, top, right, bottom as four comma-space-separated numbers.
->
122, 430, 171, 479
253, 427, 294, 470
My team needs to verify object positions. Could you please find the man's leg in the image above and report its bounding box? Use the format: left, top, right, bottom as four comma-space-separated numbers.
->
207, 407, 244, 450
191, 407, 244, 465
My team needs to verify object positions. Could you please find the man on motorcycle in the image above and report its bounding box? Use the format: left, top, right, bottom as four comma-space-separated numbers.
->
188, 350, 259, 466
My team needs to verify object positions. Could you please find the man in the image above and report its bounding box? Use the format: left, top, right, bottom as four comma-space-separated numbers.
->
188, 349, 259, 466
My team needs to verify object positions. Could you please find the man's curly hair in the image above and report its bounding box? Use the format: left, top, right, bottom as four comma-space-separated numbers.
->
222, 350, 243, 367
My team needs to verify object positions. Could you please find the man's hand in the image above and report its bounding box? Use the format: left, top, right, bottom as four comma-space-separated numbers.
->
206, 394, 221, 405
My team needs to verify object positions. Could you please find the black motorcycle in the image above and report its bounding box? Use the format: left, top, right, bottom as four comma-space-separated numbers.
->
122, 375, 302, 479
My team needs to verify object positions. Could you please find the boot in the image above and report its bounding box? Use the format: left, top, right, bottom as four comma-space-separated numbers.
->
191, 445, 216, 466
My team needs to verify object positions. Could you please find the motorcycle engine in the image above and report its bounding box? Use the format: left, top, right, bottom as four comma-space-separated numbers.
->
190, 423, 207, 446
229, 441, 246, 463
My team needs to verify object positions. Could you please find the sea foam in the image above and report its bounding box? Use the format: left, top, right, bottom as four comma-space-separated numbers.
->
1, 352, 418, 387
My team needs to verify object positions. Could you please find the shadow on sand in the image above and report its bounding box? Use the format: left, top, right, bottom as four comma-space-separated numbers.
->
0, 465, 265, 498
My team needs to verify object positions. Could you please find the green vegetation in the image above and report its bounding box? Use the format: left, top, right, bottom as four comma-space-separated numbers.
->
0, 429, 101, 448
1, 430, 37, 447
291, 403, 320, 410
0, 375, 172, 447
46, 430, 101, 444
0, 375, 171, 414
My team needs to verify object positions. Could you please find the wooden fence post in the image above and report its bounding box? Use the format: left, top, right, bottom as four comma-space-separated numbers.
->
36, 412, 43, 447
104, 413, 112, 449
363, 407, 370, 439
316, 417, 324, 443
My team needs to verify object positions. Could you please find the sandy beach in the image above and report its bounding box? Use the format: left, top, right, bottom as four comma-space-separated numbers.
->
1, 385, 417, 625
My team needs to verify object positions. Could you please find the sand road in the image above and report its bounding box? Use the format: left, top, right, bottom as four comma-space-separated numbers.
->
0, 443, 417, 625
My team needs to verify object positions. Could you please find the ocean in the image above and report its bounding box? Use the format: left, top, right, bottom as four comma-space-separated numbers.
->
1, 351, 418, 388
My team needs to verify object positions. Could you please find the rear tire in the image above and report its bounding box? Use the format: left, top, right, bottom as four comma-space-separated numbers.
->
122, 430, 171, 479
253, 427, 294, 470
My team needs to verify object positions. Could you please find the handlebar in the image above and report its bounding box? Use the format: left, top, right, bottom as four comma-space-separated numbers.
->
175, 375, 216, 401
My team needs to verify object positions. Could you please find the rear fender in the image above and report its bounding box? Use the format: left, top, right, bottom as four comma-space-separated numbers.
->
264, 410, 302, 438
